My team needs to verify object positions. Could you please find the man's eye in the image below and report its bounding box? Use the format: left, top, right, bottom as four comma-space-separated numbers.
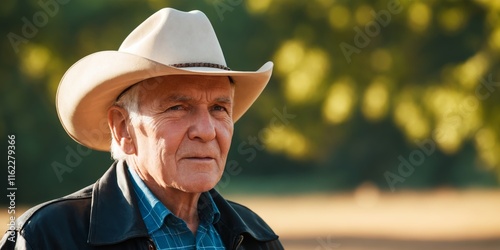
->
212, 105, 227, 112
166, 105, 184, 111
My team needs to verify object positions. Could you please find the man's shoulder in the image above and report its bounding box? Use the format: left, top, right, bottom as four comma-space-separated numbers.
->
210, 191, 278, 241
225, 199, 263, 220
225, 199, 276, 232
17, 183, 94, 232
211, 193, 282, 249
0, 184, 97, 249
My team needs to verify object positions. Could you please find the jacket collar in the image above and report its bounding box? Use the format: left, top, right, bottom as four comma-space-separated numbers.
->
210, 190, 279, 247
87, 160, 278, 247
87, 161, 149, 245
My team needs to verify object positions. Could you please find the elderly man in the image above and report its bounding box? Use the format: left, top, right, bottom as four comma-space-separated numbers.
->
1, 8, 283, 250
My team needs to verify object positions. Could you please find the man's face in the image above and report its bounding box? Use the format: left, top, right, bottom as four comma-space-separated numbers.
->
128, 75, 234, 193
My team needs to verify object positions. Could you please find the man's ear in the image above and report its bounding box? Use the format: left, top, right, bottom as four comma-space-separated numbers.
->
108, 106, 136, 154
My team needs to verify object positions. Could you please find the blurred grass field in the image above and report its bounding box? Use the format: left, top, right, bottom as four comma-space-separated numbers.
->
231, 188, 500, 249
2, 188, 500, 249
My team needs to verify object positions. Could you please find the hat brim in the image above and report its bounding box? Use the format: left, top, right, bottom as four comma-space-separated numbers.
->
56, 51, 273, 151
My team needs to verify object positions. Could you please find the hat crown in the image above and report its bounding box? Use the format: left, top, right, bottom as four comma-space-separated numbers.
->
119, 8, 227, 67
56, 8, 273, 151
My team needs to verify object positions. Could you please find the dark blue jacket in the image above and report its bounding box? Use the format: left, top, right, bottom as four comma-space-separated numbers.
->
0, 161, 283, 250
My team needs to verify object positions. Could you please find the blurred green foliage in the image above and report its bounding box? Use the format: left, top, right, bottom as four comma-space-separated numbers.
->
1, 0, 499, 204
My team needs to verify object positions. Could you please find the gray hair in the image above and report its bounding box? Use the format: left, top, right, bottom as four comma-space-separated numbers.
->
109, 83, 142, 161
109, 76, 166, 160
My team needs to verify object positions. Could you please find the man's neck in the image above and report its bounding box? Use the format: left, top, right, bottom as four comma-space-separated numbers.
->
154, 186, 201, 235
129, 163, 202, 235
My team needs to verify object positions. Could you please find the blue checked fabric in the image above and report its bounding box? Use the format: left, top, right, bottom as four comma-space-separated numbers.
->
128, 167, 225, 250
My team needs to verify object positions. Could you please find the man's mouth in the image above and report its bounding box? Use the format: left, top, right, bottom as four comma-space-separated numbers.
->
184, 156, 214, 161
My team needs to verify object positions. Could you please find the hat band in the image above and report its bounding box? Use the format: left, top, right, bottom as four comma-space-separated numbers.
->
169, 62, 231, 71
115, 62, 232, 101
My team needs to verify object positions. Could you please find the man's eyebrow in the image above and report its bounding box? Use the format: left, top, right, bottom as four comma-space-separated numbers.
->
162, 95, 232, 104
215, 96, 232, 104
152, 95, 189, 109
163, 95, 191, 102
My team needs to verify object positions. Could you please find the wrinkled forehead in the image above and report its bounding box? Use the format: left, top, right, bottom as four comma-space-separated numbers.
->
135, 75, 234, 106
117, 75, 233, 100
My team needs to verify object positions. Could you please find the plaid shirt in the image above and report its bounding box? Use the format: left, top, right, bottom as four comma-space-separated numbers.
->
128, 168, 225, 250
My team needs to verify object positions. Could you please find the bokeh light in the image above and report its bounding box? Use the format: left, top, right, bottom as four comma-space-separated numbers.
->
362, 76, 390, 121
407, 2, 431, 33
329, 4, 351, 30
323, 77, 356, 124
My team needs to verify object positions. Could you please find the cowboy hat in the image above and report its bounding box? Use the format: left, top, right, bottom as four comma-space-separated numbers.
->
56, 8, 273, 151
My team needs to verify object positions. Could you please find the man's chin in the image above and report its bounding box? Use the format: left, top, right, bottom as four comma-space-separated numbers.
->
177, 181, 218, 194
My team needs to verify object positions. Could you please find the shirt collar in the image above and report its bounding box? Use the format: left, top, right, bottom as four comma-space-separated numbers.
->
127, 166, 220, 234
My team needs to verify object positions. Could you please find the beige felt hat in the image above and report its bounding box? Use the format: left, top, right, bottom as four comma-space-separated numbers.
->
56, 8, 273, 151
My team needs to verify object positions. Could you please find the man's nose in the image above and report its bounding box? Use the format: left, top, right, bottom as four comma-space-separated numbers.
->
187, 108, 216, 142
